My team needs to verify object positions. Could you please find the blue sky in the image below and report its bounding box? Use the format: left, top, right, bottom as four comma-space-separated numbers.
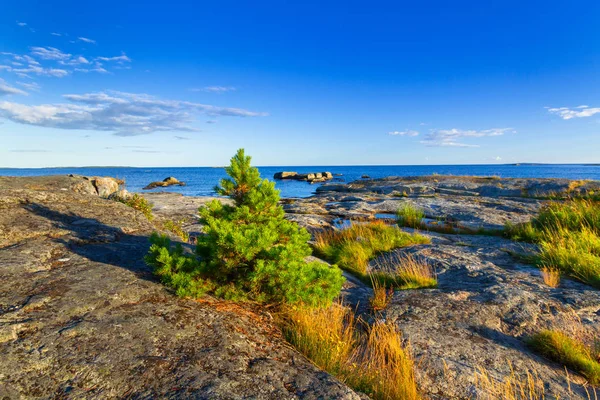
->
1, 0, 599, 167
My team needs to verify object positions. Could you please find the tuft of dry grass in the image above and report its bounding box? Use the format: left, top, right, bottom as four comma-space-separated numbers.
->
369, 274, 393, 311
540, 266, 561, 288
313, 220, 430, 277
473, 364, 546, 400
372, 253, 437, 290
281, 303, 419, 400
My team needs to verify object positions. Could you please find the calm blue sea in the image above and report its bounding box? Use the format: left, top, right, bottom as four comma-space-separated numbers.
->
1, 165, 599, 198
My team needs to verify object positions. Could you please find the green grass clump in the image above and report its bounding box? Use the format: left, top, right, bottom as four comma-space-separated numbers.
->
396, 204, 425, 229
504, 221, 541, 243
314, 221, 430, 279
161, 218, 190, 242
528, 330, 600, 386
145, 149, 344, 306
505, 199, 600, 288
537, 226, 600, 287
116, 193, 154, 221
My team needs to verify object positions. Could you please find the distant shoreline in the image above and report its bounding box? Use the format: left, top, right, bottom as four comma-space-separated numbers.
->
1, 163, 600, 170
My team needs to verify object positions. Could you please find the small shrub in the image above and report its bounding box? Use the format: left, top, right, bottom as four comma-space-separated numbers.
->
145, 149, 344, 306
116, 193, 154, 221
281, 304, 419, 400
396, 204, 425, 229
314, 221, 430, 278
528, 330, 600, 386
540, 266, 560, 288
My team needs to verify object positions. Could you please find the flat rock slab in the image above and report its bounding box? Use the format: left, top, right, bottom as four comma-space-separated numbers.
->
0, 176, 360, 399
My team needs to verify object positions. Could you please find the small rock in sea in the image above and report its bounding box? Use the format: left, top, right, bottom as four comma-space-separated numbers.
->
143, 177, 186, 190
273, 171, 333, 184
361, 175, 371, 179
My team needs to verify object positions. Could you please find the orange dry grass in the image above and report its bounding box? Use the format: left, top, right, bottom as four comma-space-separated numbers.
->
372, 253, 437, 289
281, 303, 419, 400
474, 364, 546, 400
540, 266, 561, 288
369, 274, 393, 312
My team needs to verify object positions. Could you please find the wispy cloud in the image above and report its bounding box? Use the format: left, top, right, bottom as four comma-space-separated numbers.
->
30, 46, 71, 61
60, 56, 90, 66
74, 67, 109, 74
389, 130, 419, 137
547, 105, 600, 120
0, 64, 69, 78
16, 81, 41, 91
191, 86, 237, 93
0, 79, 28, 96
50, 32, 62, 37
78, 37, 96, 44
0, 90, 268, 136
420, 128, 514, 148
16, 21, 28, 27
10, 149, 50, 153
96, 53, 131, 63
174, 135, 191, 140
206, 120, 217, 124
1, 46, 127, 78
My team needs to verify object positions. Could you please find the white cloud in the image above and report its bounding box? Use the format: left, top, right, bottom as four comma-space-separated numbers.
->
51, 32, 62, 37
1, 64, 69, 78
74, 67, 109, 74
0, 90, 267, 136
16, 81, 41, 91
16, 21, 27, 27
495, 156, 502, 161
0, 80, 27, 96
96, 53, 131, 63
192, 86, 237, 93
389, 130, 419, 137
10, 149, 50, 153
547, 105, 600, 120
420, 128, 514, 148
30, 46, 72, 61
78, 37, 96, 44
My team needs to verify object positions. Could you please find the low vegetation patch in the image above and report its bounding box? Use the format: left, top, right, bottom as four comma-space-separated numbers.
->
281, 303, 419, 400
160, 218, 190, 242
314, 220, 430, 278
473, 364, 547, 400
371, 253, 437, 290
540, 266, 561, 288
115, 193, 154, 221
506, 199, 600, 288
397, 204, 504, 236
528, 329, 600, 386
369, 274, 394, 311
396, 203, 425, 229
145, 149, 344, 306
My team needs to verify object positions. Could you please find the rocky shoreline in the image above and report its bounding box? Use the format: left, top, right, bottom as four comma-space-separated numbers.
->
2, 174, 600, 398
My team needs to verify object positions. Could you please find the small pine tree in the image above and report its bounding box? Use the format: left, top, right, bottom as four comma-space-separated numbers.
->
146, 149, 344, 306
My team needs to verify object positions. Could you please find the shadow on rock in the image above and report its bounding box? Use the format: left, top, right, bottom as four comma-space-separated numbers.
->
23, 202, 158, 280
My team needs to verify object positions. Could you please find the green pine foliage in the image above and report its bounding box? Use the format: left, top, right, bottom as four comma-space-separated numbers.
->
145, 149, 344, 306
